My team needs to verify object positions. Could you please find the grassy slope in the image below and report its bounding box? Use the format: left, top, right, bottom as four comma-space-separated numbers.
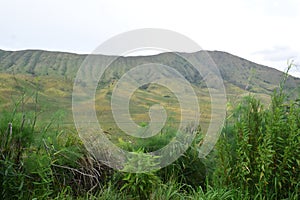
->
0, 49, 299, 199
1, 49, 299, 90
0, 49, 299, 136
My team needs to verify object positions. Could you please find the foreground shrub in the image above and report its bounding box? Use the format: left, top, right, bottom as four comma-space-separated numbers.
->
0, 107, 110, 199
215, 87, 300, 199
159, 128, 207, 189
112, 148, 161, 200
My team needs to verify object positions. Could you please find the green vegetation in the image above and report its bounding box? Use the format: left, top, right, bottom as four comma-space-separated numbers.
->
1, 49, 299, 133
0, 50, 300, 199
1, 49, 299, 97
214, 71, 300, 199
1, 73, 299, 199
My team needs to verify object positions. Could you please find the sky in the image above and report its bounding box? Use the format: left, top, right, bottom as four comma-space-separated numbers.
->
1, 0, 300, 77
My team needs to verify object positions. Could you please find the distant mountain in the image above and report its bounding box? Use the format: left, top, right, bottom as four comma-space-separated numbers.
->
0, 49, 299, 96
1, 49, 299, 132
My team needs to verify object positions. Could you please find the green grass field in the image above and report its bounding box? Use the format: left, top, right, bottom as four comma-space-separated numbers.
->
0, 64, 299, 199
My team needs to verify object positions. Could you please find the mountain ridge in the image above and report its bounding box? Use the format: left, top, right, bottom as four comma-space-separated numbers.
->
0, 48, 299, 96
0, 49, 299, 131
0, 48, 297, 77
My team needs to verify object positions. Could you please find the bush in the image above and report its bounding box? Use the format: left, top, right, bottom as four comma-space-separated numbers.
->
159, 127, 207, 189
0, 104, 109, 199
214, 92, 300, 199
112, 148, 161, 200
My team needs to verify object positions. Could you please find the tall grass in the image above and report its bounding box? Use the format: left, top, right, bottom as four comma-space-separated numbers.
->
0, 93, 110, 199
1, 64, 299, 199
214, 64, 300, 199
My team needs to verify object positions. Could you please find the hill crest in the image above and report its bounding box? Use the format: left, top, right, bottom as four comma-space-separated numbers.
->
0, 49, 299, 96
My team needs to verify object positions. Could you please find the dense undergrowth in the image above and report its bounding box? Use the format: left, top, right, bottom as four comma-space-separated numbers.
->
1, 69, 299, 199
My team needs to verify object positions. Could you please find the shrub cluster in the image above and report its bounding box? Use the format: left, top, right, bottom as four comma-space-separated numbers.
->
1, 68, 299, 199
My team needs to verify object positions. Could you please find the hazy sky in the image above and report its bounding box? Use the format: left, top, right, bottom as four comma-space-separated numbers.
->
1, 0, 300, 77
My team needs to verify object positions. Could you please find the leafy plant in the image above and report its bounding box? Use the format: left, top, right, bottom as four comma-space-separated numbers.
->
214, 63, 300, 199
160, 126, 207, 189
113, 148, 161, 199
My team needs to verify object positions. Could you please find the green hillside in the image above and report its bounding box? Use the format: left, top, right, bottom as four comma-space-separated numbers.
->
1, 49, 299, 92
0, 49, 299, 134
1, 49, 299, 199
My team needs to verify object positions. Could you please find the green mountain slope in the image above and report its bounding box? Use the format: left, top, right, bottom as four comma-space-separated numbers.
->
0, 49, 299, 135
1, 49, 299, 93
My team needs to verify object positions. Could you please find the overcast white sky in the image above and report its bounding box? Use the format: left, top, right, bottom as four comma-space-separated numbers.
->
1, 0, 300, 77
